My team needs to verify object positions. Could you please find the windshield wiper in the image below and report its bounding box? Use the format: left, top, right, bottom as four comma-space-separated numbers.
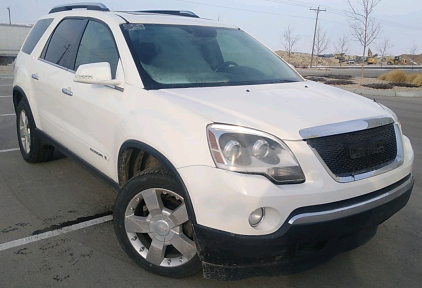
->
268, 79, 298, 84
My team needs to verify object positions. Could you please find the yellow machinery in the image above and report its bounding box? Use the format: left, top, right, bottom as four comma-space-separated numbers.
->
367, 48, 378, 64
387, 56, 407, 65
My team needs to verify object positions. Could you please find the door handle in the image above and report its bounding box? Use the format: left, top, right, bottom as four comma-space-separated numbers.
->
61, 88, 73, 96
31, 74, 39, 80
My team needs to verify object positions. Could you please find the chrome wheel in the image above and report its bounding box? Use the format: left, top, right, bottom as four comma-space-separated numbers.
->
125, 188, 197, 267
19, 110, 31, 154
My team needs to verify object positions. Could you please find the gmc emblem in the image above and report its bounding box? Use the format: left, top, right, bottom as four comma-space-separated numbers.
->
347, 137, 386, 159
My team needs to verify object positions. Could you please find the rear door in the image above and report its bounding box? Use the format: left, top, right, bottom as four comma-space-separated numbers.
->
33, 18, 86, 142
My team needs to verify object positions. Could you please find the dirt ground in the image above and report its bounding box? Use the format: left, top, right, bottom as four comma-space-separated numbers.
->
275, 50, 339, 68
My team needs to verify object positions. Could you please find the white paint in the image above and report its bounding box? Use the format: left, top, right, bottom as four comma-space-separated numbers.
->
0, 114, 15, 116
0, 215, 113, 252
0, 148, 20, 153
0, 96, 12, 98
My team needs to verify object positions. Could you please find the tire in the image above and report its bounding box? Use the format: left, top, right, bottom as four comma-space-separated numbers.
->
16, 100, 54, 163
113, 167, 202, 278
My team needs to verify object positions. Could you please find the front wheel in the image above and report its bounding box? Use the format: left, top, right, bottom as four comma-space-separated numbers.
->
113, 168, 202, 278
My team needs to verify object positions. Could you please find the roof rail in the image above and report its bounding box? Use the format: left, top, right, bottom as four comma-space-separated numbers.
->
138, 10, 199, 18
49, 2, 109, 14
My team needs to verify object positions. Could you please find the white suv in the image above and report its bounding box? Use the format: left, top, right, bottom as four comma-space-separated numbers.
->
13, 3, 414, 280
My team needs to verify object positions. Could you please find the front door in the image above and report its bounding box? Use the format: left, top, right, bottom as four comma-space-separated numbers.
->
60, 20, 123, 178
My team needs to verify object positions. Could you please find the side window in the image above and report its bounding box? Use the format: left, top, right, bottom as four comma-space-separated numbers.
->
22, 18, 53, 55
43, 19, 85, 69
75, 21, 119, 78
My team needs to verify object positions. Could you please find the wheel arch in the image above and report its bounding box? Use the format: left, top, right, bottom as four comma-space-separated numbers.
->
12, 85, 28, 113
118, 140, 197, 224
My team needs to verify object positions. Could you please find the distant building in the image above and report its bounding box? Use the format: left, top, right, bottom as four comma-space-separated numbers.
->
0, 23, 33, 58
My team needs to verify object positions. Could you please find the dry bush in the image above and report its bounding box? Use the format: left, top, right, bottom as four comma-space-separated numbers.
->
379, 71, 422, 86
385, 70, 407, 83
411, 75, 422, 86
407, 73, 421, 83
363, 83, 394, 89
378, 73, 388, 80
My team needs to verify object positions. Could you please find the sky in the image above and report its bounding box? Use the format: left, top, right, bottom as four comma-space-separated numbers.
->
1, 0, 421, 56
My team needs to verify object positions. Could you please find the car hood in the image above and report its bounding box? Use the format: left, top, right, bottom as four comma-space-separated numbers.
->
155, 81, 391, 140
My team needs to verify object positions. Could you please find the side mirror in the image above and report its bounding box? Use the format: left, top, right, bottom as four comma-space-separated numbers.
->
74, 62, 121, 85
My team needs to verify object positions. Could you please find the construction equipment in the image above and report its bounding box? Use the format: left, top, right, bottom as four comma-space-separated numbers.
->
367, 48, 378, 64
387, 56, 407, 65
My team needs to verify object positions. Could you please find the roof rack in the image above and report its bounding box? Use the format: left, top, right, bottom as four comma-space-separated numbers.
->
49, 2, 109, 14
137, 10, 199, 18
48, 4, 199, 18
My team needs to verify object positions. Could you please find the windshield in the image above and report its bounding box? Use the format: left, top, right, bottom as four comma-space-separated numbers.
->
121, 24, 302, 89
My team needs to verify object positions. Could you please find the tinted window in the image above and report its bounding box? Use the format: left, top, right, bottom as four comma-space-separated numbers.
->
22, 18, 53, 55
75, 21, 119, 78
44, 19, 85, 69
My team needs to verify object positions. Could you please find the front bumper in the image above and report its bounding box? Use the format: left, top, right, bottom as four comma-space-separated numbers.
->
178, 136, 414, 236
194, 174, 414, 280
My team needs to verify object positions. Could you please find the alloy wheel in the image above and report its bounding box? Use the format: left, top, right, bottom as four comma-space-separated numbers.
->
124, 188, 197, 267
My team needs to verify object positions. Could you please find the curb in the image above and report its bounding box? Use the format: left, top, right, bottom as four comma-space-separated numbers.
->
343, 88, 422, 98
0, 74, 13, 79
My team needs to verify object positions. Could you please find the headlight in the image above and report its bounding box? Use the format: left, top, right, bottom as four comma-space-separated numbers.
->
207, 124, 305, 184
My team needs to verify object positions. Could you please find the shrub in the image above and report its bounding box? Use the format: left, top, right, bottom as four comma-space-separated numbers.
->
385, 70, 407, 83
363, 83, 394, 89
406, 73, 421, 83
378, 73, 388, 80
411, 75, 422, 86
324, 80, 354, 85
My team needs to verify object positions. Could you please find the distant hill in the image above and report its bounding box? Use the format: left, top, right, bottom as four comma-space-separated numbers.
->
275, 50, 339, 67
400, 53, 422, 64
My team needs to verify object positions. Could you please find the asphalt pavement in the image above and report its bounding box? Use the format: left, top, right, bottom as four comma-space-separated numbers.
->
0, 78, 421, 287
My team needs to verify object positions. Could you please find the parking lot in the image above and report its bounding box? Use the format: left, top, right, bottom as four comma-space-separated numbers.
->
0, 77, 421, 287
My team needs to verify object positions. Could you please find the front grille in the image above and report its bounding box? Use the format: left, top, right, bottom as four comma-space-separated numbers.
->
307, 123, 397, 177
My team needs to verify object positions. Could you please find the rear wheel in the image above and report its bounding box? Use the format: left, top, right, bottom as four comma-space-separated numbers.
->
113, 168, 201, 278
16, 101, 54, 163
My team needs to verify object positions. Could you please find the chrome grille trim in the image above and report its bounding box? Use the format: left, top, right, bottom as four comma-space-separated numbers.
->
301, 118, 403, 183
299, 117, 394, 140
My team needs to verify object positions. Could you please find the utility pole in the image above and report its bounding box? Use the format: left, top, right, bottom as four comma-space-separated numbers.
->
310, 6, 325, 68
7, 6, 11, 24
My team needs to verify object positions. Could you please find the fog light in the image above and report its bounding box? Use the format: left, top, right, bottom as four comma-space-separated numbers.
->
249, 207, 265, 227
